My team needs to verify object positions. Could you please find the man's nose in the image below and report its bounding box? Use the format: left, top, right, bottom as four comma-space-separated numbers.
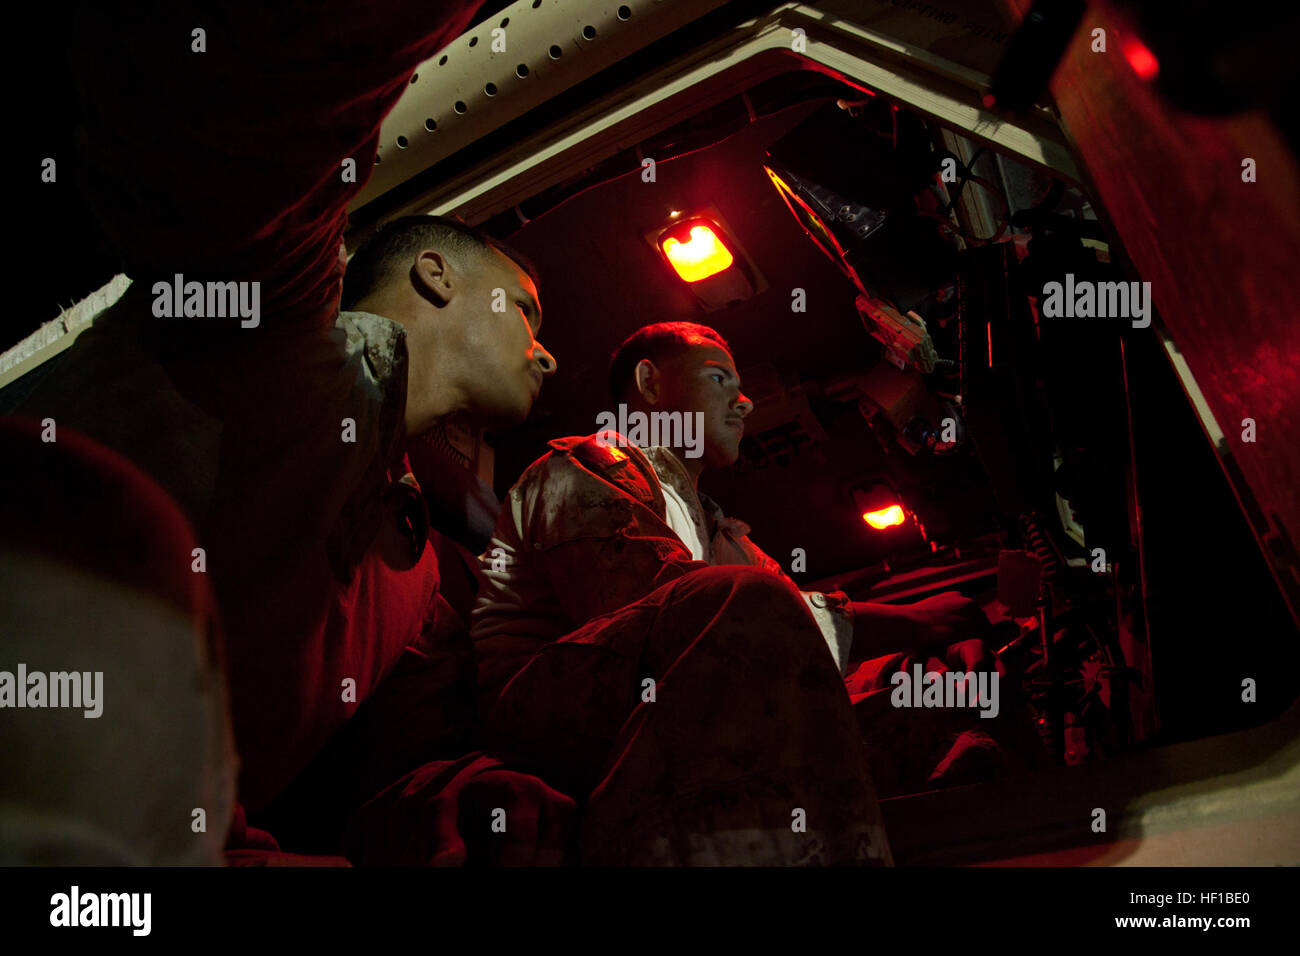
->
532, 343, 558, 376
734, 392, 753, 417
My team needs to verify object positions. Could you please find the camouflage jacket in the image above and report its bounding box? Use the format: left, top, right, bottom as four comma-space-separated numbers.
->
471, 432, 855, 701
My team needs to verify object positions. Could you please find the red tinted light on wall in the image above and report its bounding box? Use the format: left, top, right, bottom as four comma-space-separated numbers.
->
1122, 38, 1159, 81
660, 222, 734, 282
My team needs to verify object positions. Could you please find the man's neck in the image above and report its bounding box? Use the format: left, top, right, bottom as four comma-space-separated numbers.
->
647, 446, 720, 546
663, 447, 704, 488
349, 300, 464, 437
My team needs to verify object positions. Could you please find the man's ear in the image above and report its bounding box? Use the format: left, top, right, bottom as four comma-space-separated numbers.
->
411, 249, 454, 306
634, 359, 660, 405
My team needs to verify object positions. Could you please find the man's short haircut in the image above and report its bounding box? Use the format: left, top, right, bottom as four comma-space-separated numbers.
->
340, 215, 540, 311
608, 321, 732, 403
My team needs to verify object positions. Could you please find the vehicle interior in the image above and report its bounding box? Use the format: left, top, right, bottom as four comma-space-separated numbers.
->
347, 0, 1300, 864
5, 0, 1298, 866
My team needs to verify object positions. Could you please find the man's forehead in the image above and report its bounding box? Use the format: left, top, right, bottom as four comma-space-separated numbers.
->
686, 343, 737, 373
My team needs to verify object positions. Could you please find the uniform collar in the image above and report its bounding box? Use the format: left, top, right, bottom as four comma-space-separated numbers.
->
337, 310, 407, 388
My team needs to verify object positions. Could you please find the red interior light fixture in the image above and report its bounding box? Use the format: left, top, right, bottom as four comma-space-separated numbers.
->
863, 504, 907, 530
854, 483, 911, 532
643, 206, 764, 311
660, 221, 734, 282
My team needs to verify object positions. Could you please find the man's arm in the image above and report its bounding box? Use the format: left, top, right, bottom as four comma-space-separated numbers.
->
69, 1, 483, 330
714, 518, 990, 669
848, 592, 991, 664
847, 602, 919, 662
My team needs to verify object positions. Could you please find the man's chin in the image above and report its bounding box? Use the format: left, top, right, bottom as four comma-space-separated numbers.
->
703, 442, 742, 469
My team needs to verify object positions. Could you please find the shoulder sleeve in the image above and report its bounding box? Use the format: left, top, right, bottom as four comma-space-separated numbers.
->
798, 591, 855, 676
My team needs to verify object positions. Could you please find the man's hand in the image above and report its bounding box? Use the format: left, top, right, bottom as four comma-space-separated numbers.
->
904, 591, 990, 650
345, 754, 577, 867
453, 765, 577, 867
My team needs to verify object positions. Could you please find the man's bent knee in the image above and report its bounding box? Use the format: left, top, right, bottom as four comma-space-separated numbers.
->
668, 564, 804, 607
657, 565, 828, 664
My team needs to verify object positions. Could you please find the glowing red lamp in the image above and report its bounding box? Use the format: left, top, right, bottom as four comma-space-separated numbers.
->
644, 206, 762, 311
660, 222, 734, 282
854, 482, 911, 533
1122, 38, 1159, 81
863, 505, 907, 530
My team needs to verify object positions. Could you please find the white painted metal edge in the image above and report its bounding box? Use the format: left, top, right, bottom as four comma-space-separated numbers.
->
0, 275, 131, 391
366, 2, 1078, 228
